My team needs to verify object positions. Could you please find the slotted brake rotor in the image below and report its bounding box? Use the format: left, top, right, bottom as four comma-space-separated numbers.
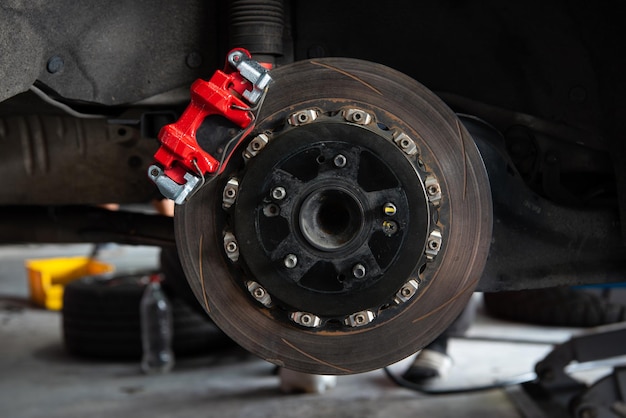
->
176, 58, 492, 375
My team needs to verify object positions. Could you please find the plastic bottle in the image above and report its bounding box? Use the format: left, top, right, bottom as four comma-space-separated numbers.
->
140, 274, 175, 373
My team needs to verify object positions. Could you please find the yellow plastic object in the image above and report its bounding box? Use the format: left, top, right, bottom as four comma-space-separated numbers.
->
26, 256, 114, 310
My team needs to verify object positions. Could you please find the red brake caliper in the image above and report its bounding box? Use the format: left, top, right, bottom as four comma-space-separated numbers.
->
148, 49, 272, 204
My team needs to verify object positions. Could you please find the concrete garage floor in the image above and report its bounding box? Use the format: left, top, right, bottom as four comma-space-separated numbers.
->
0, 244, 617, 418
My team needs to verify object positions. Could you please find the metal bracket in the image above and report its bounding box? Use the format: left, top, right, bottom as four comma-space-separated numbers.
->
148, 165, 201, 205
525, 322, 626, 417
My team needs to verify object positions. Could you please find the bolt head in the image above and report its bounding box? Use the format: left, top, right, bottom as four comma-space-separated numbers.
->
271, 187, 286, 200
333, 154, 347, 168
185, 51, 203, 69
427, 184, 440, 195
383, 203, 397, 216
263, 203, 280, 217
284, 254, 298, 269
352, 263, 366, 278
382, 220, 398, 236
46, 55, 64, 74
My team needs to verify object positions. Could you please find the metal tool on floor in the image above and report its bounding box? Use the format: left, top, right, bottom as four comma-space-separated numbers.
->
524, 322, 626, 418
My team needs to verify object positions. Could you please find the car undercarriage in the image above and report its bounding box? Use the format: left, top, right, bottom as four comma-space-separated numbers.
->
2, 1, 626, 404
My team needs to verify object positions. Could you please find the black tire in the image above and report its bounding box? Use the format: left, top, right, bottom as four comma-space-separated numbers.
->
62, 272, 236, 360
483, 287, 626, 327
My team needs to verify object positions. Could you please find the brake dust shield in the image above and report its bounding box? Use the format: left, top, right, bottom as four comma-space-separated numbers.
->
175, 58, 492, 375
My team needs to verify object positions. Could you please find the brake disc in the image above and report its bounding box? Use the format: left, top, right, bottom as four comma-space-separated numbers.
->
176, 58, 492, 374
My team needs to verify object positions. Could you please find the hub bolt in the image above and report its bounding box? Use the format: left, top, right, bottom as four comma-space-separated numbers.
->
263, 203, 280, 217
271, 186, 287, 200
383, 203, 397, 216
226, 241, 238, 253
333, 154, 347, 168
352, 263, 366, 279
382, 220, 398, 236
284, 254, 298, 269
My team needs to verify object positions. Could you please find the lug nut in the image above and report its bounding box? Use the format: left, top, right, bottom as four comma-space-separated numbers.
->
271, 186, 286, 200
284, 254, 298, 269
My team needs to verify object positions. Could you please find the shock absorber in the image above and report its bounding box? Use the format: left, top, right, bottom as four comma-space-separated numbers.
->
229, 0, 286, 63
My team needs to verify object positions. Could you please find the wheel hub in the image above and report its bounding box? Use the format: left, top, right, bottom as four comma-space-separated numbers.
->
233, 115, 431, 319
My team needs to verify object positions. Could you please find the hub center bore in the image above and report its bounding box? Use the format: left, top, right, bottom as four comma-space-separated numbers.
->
299, 188, 364, 251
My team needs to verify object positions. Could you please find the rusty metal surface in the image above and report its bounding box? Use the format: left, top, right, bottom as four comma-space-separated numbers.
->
0, 112, 159, 205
